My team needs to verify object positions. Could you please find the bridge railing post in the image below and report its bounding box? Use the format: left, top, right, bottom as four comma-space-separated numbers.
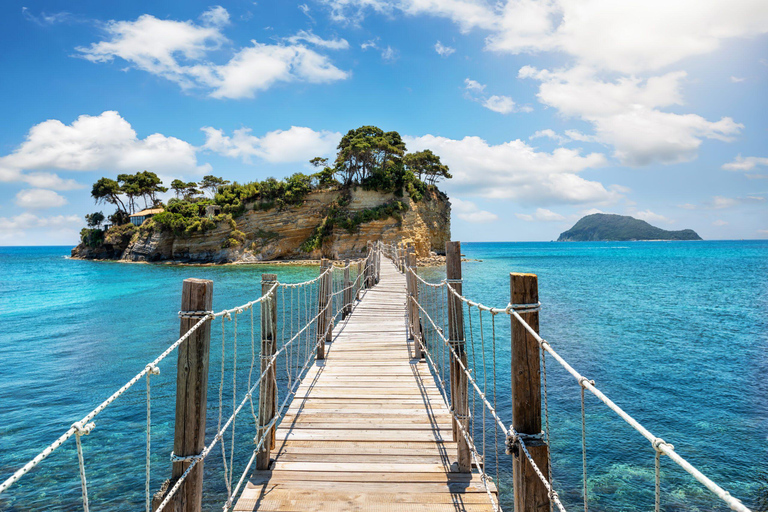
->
510, 272, 550, 512
257, 274, 278, 470
407, 246, 422, 360
356, 260, 363, 300
155, 278, 213, 512
446, 241, 470, 472
365, 242, 373, 288
343, 259, 352, 319
316, 259, 330, 360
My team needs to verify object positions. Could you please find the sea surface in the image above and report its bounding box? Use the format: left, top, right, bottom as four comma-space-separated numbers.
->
0, 241, 766, 511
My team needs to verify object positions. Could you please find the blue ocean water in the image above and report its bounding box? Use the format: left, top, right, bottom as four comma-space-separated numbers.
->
0, 241, 766, 511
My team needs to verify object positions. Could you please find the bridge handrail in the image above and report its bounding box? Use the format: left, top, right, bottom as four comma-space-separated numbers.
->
382, 241, 752, 512
0, 246, 380, 512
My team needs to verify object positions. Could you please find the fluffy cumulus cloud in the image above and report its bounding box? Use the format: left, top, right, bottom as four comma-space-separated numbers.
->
76, 7, 349, 99
722, 155, 768, 174
464, 78, 530, 115
519, 66, 743, 165
679, 195, 765, 210
15, 189, 67, 209
516, 208, 566, 222
202, 126, 341, 163
0, 111, 208, 190
450, 197, 498, 223
0, 213, 81, 243
404, 134, 615, 205
434, 40, 455, 57
320, 0, 768, 73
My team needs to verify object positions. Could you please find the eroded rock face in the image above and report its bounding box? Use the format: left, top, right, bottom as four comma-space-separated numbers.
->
72, 189, 450, 263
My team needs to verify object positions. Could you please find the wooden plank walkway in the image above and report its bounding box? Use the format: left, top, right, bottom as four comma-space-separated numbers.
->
234, 259, 498, 512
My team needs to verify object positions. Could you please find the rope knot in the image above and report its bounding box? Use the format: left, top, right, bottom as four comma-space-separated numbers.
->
170, 451, 203, 463
505, 429, 545, 454
505, 302, 542, 314
72, 421, 95, 436
652, 438, 674, 453
178, 310, 213, 320
578, 376, 595, 388
223, 311, 232, 320
145, 363, 160, 376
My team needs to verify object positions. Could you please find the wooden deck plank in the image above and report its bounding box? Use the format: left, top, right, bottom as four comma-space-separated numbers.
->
234, 260, 497, 512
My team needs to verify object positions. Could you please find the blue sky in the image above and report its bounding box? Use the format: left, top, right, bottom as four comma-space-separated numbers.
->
1, 0, 766, 245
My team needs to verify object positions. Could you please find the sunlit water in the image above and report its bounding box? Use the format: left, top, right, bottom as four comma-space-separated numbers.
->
0, 241, 766, 511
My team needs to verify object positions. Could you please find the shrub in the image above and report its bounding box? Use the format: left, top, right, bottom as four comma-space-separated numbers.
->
80, 228, 104, 247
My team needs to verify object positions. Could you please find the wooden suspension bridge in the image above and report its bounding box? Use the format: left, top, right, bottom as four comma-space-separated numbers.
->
233, 255, 498, 512
0, 241, 754, 512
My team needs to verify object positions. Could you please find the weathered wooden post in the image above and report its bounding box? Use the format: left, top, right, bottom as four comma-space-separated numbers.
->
510, 272, 550, 512
256, 273, 277, 470
407, 246, 422, 360
157, 278, 213, 512
343, 259, 352, 319
356, 260, 363, 300
365, 241, 373, 288
316, 259, 330, 360
445, 241, 470, 472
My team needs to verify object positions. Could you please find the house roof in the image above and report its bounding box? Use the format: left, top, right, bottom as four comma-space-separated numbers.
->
130, 208, 164, 217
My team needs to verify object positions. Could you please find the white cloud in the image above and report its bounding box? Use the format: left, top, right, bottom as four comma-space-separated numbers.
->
285, 30, 350, 50
679, 195, 765, 210
730, 76, 746, 83
405, 134, 616, 205
15, 189, 67, 209
530, 129, 568, 144
722, 155, 768, 172
361, 38, 379, 50
76, 8, 349, 99
381, 45, 399, 61
321, 0, 768, 74
464, 78, 530, 115
202, 126, 341, 164
632, 209, 672, 224
520, 66, 743, 165
713, 219, 729, 226
451, 197, 498, 223
516, 208, 566, 221
0, 111, 208, 190
0, 213, 81, 244
434, 40, 455, 57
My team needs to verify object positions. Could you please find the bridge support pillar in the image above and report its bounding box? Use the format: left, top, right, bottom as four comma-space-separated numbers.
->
317, 259, 331, 360
510, 272, 550, 512
257, 274, 278, 470
446, 241, 471, 472
407, 246, 422, 360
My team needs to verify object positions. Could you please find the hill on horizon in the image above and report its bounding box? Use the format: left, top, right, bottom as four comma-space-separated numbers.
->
558, 213, 703, 241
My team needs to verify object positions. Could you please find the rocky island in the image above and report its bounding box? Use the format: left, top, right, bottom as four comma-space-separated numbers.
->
71, 126, 451, 263
558, 213, 702, 241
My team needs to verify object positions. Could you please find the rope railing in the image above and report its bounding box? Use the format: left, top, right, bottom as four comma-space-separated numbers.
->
383, 241, 753, 512
0, 244, 381, 512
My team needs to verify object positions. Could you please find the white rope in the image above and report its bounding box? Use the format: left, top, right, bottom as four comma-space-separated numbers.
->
145, 363, 160, 512
72, 421, 94, 512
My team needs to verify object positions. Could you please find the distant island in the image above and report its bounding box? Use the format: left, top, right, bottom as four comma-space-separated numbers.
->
558, 213, 702, 241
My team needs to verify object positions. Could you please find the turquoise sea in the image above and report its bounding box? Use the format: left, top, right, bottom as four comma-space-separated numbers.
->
0, 241, 766, 511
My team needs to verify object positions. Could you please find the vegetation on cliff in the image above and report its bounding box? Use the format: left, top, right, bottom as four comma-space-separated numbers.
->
558, 214, 702, 241
77, 125, 451, 255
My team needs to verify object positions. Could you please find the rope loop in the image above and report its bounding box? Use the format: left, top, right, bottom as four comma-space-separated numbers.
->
71, 421, 95, 436
652, 438, 674, 454
445, 278, 463, 284
578, 376, 595, 388
170, 451, 204, 463
145, 364, 160, 376
505, 302, 542, 314
505, 430, 545, 454
223, 311, 232, 321
178, 310, 213, 320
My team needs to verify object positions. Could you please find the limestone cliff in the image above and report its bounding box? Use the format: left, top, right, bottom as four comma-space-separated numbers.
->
71, 188, 450, 263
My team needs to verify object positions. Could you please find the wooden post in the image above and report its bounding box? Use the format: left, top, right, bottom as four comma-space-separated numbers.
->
445, 241, 470, 472
256, 274, 277, 470
407, 247, 422, 360
365, 242, 373, 288
510, 273, 550, 512
162, 278, 213, 512
343, 259, 352, 319
316, 259, 330, 360
356, 260, 363, 300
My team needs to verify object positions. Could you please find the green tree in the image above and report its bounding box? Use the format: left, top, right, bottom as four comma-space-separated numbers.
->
135, 171, 167, 207
333, 126, 406, 186
91, 177, 128, 214
404, 149, 451, 185
171, 179, 201, 200
117, 174, 141, 213
199, 175, 230, 197
85, 211, 105, 229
